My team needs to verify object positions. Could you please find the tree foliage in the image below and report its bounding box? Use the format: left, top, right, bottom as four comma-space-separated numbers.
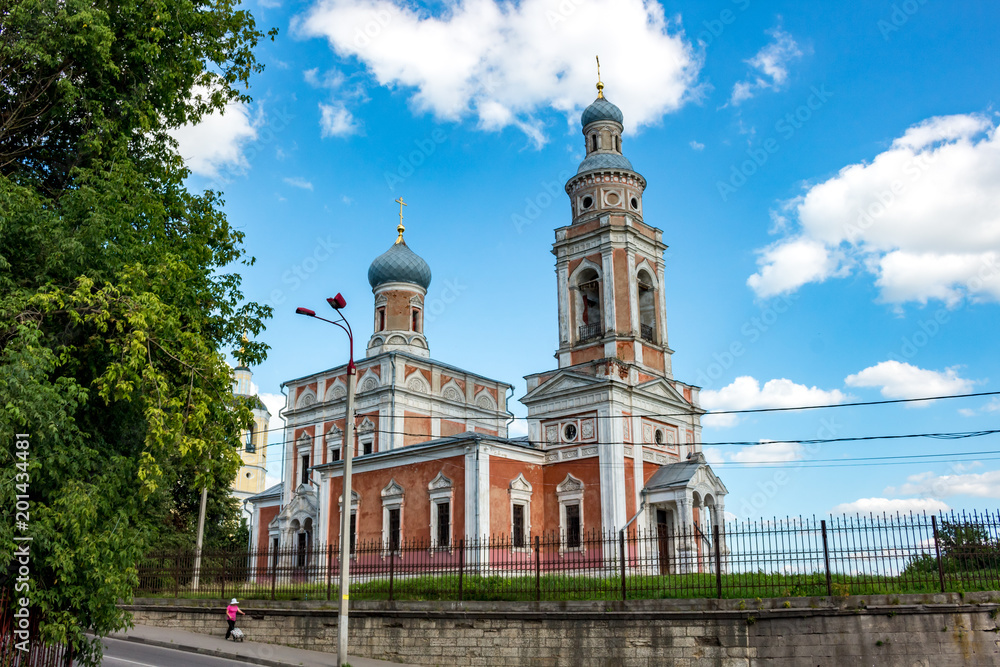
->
902, 518, 1000, 578
0, 0, 273, 662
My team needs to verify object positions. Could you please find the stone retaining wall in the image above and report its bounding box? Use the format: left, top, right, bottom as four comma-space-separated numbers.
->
125, 593, 1000, 666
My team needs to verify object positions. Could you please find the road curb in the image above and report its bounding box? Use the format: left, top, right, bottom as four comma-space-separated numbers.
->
106, 633, 303, 667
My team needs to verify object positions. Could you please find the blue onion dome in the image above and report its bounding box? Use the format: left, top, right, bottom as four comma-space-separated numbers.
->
368, 238, 432, 290
577, 152, 634, 174
581, 96, 624, 127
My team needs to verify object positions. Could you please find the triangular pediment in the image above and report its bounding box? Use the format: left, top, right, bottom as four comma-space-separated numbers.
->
635, 378, 701, 410
428, 471, 453, 491
522, 370, 602, 403
275, 483, 318, 523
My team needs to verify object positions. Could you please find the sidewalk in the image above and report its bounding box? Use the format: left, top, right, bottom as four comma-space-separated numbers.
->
106, 624, 419, 667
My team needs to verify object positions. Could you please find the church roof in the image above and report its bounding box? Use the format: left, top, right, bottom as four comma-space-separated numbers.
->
577, 152, 634, 174
368, 239, 432, 290
581, 96, 624, 127
643, 453, 708, 491
246, 482, 282, 503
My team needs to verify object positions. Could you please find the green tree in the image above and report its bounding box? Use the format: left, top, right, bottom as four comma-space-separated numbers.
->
0, 0, 274, 662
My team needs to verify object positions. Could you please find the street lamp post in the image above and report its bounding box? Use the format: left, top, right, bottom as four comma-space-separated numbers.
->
296, 293, 355, 667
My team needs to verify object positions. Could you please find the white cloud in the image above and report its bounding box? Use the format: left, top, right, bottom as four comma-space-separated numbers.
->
295, 0, 700, 139
259, 392, 287, 428
960, 397, 1000, 417
885, 468, 1000, 499
169, 90, 258, 179
701, 376, 848, 427
702, 447, 726, 465
283, 176, 314, 190
319, 102, 361, 137
304, 67, 345, 89
747, 113, 1000, 305
508, 419, 529, 438
728, 27, 803, 105
264, 474, 282, 488
728, 441, 805, 465
746, 237, 847, 298
831, 497, 950, 516
689, 140, 705, 151
844, 360, 975, 403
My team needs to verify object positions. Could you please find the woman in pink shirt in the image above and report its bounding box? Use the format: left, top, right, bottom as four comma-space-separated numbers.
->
225, 598, 245, 640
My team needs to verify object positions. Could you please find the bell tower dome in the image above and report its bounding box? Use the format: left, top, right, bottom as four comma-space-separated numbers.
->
366, 199, 432, 358
553, 78, 672, 378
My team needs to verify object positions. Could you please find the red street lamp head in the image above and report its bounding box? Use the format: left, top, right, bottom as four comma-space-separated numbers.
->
327, 293, 347, 310
295, 307, 316, 317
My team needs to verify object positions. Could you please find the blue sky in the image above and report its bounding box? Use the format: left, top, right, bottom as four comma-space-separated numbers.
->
172, 0, 1000, 519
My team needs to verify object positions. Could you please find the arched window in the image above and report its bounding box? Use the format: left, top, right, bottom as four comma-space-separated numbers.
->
575, 267, 602, 341
591, 134, 598, 152
411, 308, 420, 332
615, 135, 620, 152
377, 307, 386, 332
637, 269, 656, 343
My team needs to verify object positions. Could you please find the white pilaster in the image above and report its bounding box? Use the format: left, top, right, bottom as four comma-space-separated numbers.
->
318, 475, 329, 547
601, 250, 616, 336
627, 250, 639, 335
597, 405, 626, 533
657, 257, 670, 354
557, 263, 571, 347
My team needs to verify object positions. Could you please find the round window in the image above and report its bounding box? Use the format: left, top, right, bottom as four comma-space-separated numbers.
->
630, 197, 639, 209
582, 195, 594, 209
563, 423, 578, 441
654, 429, 663, 445
246, 472, 252, 479
605, 192, 620, 206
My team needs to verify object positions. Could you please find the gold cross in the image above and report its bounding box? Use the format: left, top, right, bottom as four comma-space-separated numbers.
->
596, 55, 604, 98
394, 196, 407, 243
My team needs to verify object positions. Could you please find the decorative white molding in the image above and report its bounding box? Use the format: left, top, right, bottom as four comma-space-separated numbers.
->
474, 391, 497, 411
556, 474, 585, 554
381, 478, 404, 555
508, 474, 533, 551
296, 390, 317, 409
407, 375, 429, 393
428, 471, 454, 551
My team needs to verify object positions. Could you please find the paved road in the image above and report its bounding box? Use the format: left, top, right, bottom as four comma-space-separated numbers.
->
100, 636, 259, 667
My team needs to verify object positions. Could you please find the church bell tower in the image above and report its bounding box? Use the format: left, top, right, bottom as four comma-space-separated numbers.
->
554, 74, 673, 380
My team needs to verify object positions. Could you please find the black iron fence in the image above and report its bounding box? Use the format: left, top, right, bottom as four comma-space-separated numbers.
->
135, 511, 1000, 602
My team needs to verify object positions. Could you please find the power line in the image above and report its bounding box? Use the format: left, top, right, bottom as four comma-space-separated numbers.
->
240, 427, 1000, 453
244, 389, 1000, 440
